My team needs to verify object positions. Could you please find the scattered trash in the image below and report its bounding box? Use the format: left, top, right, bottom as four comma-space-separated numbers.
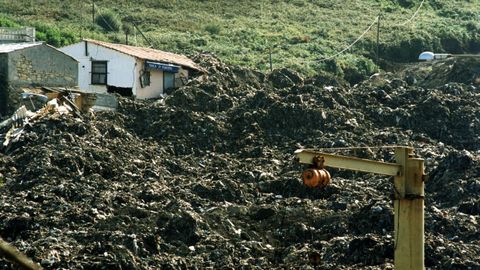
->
0, 55, 480, 269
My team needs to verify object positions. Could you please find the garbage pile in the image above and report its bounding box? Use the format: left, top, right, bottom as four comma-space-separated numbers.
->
0, 55, 479, 269
0, 90, 89, 151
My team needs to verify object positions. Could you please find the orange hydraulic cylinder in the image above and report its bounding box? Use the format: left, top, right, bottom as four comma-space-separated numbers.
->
302, 168, 331, 188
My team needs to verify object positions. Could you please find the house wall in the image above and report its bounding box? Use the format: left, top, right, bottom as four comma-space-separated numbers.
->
60, 41, 136, 94
8, 44, 77, 87
134, 59, 164, 99
134, 59, 191, 99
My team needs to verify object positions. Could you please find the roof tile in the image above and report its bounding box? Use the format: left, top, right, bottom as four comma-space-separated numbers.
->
84, 39, 201, 71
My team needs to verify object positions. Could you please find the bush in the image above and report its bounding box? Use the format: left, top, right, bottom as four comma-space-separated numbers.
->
321, 55, 377, 85
339, 56, 377, 85
397, 0, 415, 8
204, 23, 221, 35
95, 10, 121, 32
322, 59, 344, 77
0, 16, 19, 27
34, 23, 77, 47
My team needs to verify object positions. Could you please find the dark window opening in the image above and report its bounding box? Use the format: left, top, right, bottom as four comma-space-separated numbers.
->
107, 85, 133, 96
164, 72, 175, 91
91, 61, 107, 85
140, 70, 150, 88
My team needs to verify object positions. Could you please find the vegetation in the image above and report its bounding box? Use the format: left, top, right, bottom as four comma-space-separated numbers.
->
0, 16, 76, 47
0, 0, 479, 83
95, 9, 122, 32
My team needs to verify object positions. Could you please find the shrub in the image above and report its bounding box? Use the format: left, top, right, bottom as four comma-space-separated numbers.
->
192, 38, 208, 46
326, 55, 377, 85
0, 16, 19, 27
95, 10, 121, 32
342, 57, 377, 85
204, 23, 221, 35
290, 35, 311, 44
322, 59, 344, 77
397, 0, 415, 8
34, 23, 77, 47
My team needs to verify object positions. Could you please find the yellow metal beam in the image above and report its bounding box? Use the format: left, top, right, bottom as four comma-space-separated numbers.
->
295, 147, 424, 269
294, 149, 402, 176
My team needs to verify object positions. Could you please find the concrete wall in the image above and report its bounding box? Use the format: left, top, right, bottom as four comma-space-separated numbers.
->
8, 44, 77, 87
61, 41, 136, 94
0, 27, 36, 44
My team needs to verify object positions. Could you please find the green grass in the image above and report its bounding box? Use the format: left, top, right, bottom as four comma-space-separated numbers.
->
0, 0, 479, 83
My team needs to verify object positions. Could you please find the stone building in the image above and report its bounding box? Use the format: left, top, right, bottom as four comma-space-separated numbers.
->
0, 42, 78, 115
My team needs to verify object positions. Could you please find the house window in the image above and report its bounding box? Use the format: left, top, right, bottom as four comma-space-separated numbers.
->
140, 70, 150, 87
91, 61, 107, 85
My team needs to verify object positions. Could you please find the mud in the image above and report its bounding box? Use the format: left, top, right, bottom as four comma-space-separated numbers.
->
0, 55, 479, 269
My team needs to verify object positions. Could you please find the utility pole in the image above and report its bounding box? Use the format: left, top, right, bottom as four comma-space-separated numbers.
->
92, 0, 95, 24
269, 46, 273, 72
78, 1, 83, 39
132, 21, 154, 48
376, 14, 381, 65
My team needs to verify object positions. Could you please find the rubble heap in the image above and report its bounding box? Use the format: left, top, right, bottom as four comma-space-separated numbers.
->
0, 55, 479, 269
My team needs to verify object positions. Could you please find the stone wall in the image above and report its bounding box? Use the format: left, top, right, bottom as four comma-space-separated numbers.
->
8, 44, 78, 87
0, 53, 9, 116
1, 44, 78, 116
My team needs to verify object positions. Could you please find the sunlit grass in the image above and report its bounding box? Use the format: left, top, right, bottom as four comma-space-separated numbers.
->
0, 0, 478, 82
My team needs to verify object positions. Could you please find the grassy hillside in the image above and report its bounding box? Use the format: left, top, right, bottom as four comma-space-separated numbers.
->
1, 0, 479, 82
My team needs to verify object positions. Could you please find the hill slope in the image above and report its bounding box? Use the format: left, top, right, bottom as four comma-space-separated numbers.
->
0, 0, 479, 81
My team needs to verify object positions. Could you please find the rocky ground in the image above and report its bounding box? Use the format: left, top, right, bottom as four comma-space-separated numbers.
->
0, 55, 480, 269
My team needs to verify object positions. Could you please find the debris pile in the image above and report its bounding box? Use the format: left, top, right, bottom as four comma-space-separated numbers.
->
1, 55, 480, 269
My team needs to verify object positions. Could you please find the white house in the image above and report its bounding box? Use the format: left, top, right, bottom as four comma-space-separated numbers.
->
60, 39, 201, 99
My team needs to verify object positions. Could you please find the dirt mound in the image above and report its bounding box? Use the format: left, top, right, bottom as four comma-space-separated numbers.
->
1, 55, 480, 269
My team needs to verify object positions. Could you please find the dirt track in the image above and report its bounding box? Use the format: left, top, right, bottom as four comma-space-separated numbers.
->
1, 55, 479, 269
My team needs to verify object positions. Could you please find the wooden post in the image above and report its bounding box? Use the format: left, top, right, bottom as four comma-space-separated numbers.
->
394, 147, 425, 270
0, 238, 43, 270
376, 14, 381, 65
295, 147, 425, 269
269, 46, 273, 72
92, 0, 95, 23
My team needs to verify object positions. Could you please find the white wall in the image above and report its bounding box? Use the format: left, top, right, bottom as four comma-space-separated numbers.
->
60, 41, 136, 94
61, 41, 191, 99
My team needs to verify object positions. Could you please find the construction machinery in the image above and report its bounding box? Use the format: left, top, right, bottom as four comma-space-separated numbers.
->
295, 146, 425, 270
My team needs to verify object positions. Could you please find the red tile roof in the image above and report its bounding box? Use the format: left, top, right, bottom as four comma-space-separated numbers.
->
84, 39, 201, 71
